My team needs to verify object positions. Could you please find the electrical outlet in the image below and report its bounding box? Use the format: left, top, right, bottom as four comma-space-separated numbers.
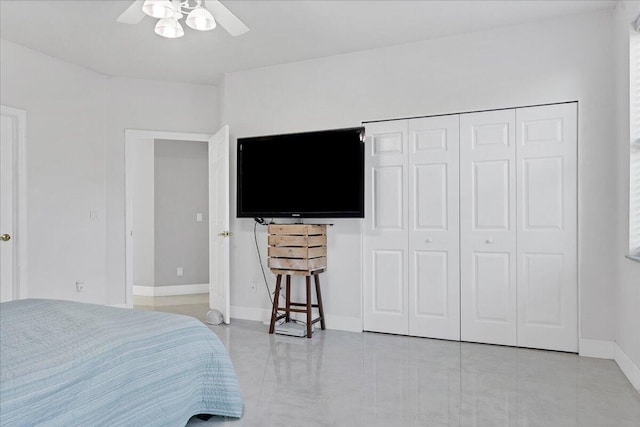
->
249, 282, 257, 294
75, 281, 84, 292
177, 267, 184, 277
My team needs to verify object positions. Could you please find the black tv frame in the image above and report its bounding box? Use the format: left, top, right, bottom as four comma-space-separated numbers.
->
236, 127, 365, 219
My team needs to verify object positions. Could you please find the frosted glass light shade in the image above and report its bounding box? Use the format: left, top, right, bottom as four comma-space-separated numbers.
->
154, 18, 184, 38
142, 0, 174, 19
186, 6, 216, 31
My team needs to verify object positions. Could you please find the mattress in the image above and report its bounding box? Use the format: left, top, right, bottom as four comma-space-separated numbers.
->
0, 299, 243, 426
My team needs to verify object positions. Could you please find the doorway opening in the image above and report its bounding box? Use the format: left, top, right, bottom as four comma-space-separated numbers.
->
124, 128, 230, 324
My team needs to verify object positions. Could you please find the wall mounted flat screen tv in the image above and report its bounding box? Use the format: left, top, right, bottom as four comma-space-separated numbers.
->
237, 127, 365, 218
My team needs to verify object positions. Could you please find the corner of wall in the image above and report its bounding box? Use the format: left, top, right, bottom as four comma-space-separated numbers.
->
615, 343, 640, 391
579, 339, 615, 359
217, 74, 227, 129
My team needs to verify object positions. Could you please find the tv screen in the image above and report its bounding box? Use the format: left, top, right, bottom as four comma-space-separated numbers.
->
237, 127, 365, 218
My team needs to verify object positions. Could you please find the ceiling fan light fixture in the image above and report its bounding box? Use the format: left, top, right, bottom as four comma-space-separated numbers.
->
186, 6, 216, 31
154, 18, 184, 38
142, 0, 174, 19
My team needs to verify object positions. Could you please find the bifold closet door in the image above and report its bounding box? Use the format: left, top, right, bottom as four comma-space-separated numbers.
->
460, 110, 517, 346
516, 103, 577, 352
363, 120, 409, 335
408, 115, 460, 340
364, 103, 577, 351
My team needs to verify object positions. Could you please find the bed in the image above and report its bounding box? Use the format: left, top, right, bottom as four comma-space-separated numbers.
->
0, 299, 243, 426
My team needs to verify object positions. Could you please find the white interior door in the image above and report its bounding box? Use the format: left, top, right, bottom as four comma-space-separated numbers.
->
460, 110, 517, 346
0, 111, 15, 302
516, 103, 578, 352
208, 125, 231, 323
363, 120, 409, 334
408, 115, 460, 340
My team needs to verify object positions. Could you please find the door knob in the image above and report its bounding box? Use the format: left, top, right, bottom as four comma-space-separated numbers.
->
485, 239, 494, 244
425, 238, 433, 243
1, 234, 10, 242
218, 231, 233, 237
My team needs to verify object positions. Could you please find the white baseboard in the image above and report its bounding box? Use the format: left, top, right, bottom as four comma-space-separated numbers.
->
323, 314, 362, 332
579, 339, 615, 359
614, 343, 640, 391
133, 284, 209, 297
230, 305, 362, 332
107, 303, 131, 309
582, 339, 640, 391
230, 305, 271, 323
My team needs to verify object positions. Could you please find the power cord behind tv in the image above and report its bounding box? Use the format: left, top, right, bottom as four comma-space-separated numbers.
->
253, 218, 274, 305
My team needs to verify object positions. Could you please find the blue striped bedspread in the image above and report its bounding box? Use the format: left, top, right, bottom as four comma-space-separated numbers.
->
0, 299, 243, 426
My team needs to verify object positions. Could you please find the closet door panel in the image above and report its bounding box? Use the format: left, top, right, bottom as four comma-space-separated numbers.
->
414, 164, 448, 229
373, 166, 404, 229
516, 103, 577, 352
473, 160, 510, 229
522, 157, 564, 229
364, 120, 409, 335
473, 252, 512, 322
414, 250, 448, 317
460, 110, 517, 346
408, 115, 460, 340
372, 250, 405, 314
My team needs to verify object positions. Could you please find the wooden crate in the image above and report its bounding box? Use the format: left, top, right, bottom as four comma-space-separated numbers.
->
268, 224, 327, 274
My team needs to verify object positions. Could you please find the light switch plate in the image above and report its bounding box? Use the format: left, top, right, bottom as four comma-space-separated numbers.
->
177, 267, 184, 277
196, 213, 203, 222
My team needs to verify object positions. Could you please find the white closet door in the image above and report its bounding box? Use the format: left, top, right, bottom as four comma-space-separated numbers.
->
516, 103, 577, 352
363, 120, 409, 334
408, 115, 460, 340
460, 110, 517, 346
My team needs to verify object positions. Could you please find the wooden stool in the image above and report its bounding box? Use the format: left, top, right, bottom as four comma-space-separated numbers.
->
268, 269, 326, 338
267, 224, 328, 338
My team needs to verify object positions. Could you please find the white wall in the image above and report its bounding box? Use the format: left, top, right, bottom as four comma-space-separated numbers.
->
614, 0, 640, 390
222, 10, 620, 340
0, 39, 219, 305
105, 77, 218, 304
132, 138, 155, 287
0, 39, 108, 303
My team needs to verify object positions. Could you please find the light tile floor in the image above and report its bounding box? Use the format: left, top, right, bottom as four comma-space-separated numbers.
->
135, 299, 640, 427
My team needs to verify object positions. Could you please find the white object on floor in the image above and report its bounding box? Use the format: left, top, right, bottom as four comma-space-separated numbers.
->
275, 322, 313, 337
206, 309, 224, 325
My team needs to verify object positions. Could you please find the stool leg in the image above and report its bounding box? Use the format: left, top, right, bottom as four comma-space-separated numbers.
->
285, 275, 291, 323
314, 274, 326, 330
305, 275, 312, 338
269, 275, 282, 334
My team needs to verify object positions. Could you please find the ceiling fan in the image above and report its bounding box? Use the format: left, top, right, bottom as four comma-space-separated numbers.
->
117, 0, 249, 38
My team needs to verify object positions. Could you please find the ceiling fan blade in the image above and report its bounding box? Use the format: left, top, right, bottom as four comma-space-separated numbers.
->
205, 0, 249, 36
117, 0, 145, 25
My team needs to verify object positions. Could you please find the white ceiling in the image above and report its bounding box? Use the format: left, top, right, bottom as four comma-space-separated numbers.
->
0, 0, 616, 85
